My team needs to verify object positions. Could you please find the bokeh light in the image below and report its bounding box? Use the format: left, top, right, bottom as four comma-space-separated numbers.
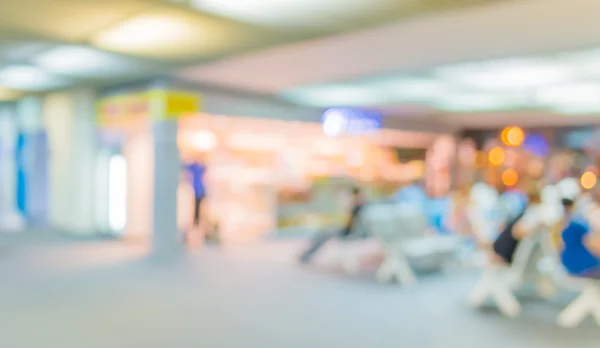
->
502, 168, 518, 187
581, 171, 597, 190
523, 133, 549, 157
505, 127, 524, 146
488, 146, 505, 166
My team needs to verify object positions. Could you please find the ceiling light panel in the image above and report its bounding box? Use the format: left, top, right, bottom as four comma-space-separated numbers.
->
559, 49, 600, 77
371, 77, 451, 102
535, 83, 600, 106
0, 65, 67, 91
190, 0, 395, 27
434, 58, 574, 91
34, 46, 141, 78
92, 11, 252, 59
433, 92, 528, 112
282, 85, 388, 107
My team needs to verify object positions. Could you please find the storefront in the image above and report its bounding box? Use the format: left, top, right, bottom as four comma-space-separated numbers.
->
177, 113, 443, 242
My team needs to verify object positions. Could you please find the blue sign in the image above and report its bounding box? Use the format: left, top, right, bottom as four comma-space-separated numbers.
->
321, 108, 382, 136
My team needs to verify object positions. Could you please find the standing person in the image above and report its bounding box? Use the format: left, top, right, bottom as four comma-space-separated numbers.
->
299, 187, 366, 264
185, 159, 206, 241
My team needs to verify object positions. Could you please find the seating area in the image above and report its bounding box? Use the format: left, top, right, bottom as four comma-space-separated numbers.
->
307, 199, 600, 329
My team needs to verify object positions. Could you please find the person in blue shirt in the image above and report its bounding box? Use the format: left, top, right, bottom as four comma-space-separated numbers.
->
559, 198, 600, 278
185, 161, 206, 230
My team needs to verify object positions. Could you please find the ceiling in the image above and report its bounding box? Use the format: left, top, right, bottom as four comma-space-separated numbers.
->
3, 0, 600, 129
0, 0, 507, 97
179, 0, 600, 128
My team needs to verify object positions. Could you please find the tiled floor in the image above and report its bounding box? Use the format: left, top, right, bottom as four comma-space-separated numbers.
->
0, 234, 599, 348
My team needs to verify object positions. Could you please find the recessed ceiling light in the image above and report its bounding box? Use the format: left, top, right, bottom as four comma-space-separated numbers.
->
552, 103, 600, 115
374, 77, 450, 102
92, 14, 200, 56
535, 83, 600, 106
433, 93, 526, 112
434, 58, 573, 91
282, 85, 387, 107
190, 0, 386, 27
0, 65, 67, 91
34, 46, 138, 77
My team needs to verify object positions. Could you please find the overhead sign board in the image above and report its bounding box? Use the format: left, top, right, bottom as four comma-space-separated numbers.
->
321, 108, 382, 136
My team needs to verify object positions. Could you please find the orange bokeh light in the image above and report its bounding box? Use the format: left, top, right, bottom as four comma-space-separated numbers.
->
581, 171, 597, 190
506, 127, 524, 146
502, 168, 519, 187
488, 146, 505, 166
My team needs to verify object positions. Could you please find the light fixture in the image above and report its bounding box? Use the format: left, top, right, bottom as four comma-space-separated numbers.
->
559, 49, 600, 77
535, 83, 600, 106
551, 103, 600, 115
282, 85, 387, 107
377, 77, 450, 102
34, 46, 137, 77
92, 14, 201, 57
189, 0, 382, 27
433, 92, 525, 112
434, 58, 573, 91
0, 65, 66, 91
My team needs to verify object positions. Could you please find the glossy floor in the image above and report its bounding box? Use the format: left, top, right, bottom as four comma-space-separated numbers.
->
0, 234, 598, 348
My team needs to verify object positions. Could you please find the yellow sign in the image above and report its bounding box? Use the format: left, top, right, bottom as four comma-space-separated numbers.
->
97, 89, 201, 125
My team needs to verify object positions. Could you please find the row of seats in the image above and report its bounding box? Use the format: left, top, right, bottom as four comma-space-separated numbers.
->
322, 202, 600, 328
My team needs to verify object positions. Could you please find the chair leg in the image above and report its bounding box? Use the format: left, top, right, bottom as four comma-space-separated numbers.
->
376, 259, 393, 283
389, 256, 417, 286
468, 275, 493, 308
558, 288, 594, 328
491, 281, 521, 318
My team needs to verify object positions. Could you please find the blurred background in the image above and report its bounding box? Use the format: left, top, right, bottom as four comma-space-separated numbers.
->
2, 0, 600, 347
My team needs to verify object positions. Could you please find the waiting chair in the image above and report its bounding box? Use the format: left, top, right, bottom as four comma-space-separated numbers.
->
537, 234, 600, 328
468, 235, 541, 318
368, 203, 459, 286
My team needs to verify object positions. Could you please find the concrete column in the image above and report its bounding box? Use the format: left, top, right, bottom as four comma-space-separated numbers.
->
151, 119, 181, 255
44, 90, 97, 234
68, 90, 97, 232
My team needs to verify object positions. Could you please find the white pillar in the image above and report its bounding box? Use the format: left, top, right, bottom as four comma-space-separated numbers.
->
151, 119, 181, 255
44, 90, 97, 234
69, 90, 97, 232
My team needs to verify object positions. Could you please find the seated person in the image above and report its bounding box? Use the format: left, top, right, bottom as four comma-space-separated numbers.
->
299, 187, 366, 264
560, 198, 600, 278
446, 184, 473, 237
492, 187, 543, 264
447, 184, 491, 246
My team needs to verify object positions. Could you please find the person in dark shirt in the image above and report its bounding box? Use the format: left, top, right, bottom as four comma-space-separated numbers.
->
299, 187, 365, 264
492, 187, 542, 264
